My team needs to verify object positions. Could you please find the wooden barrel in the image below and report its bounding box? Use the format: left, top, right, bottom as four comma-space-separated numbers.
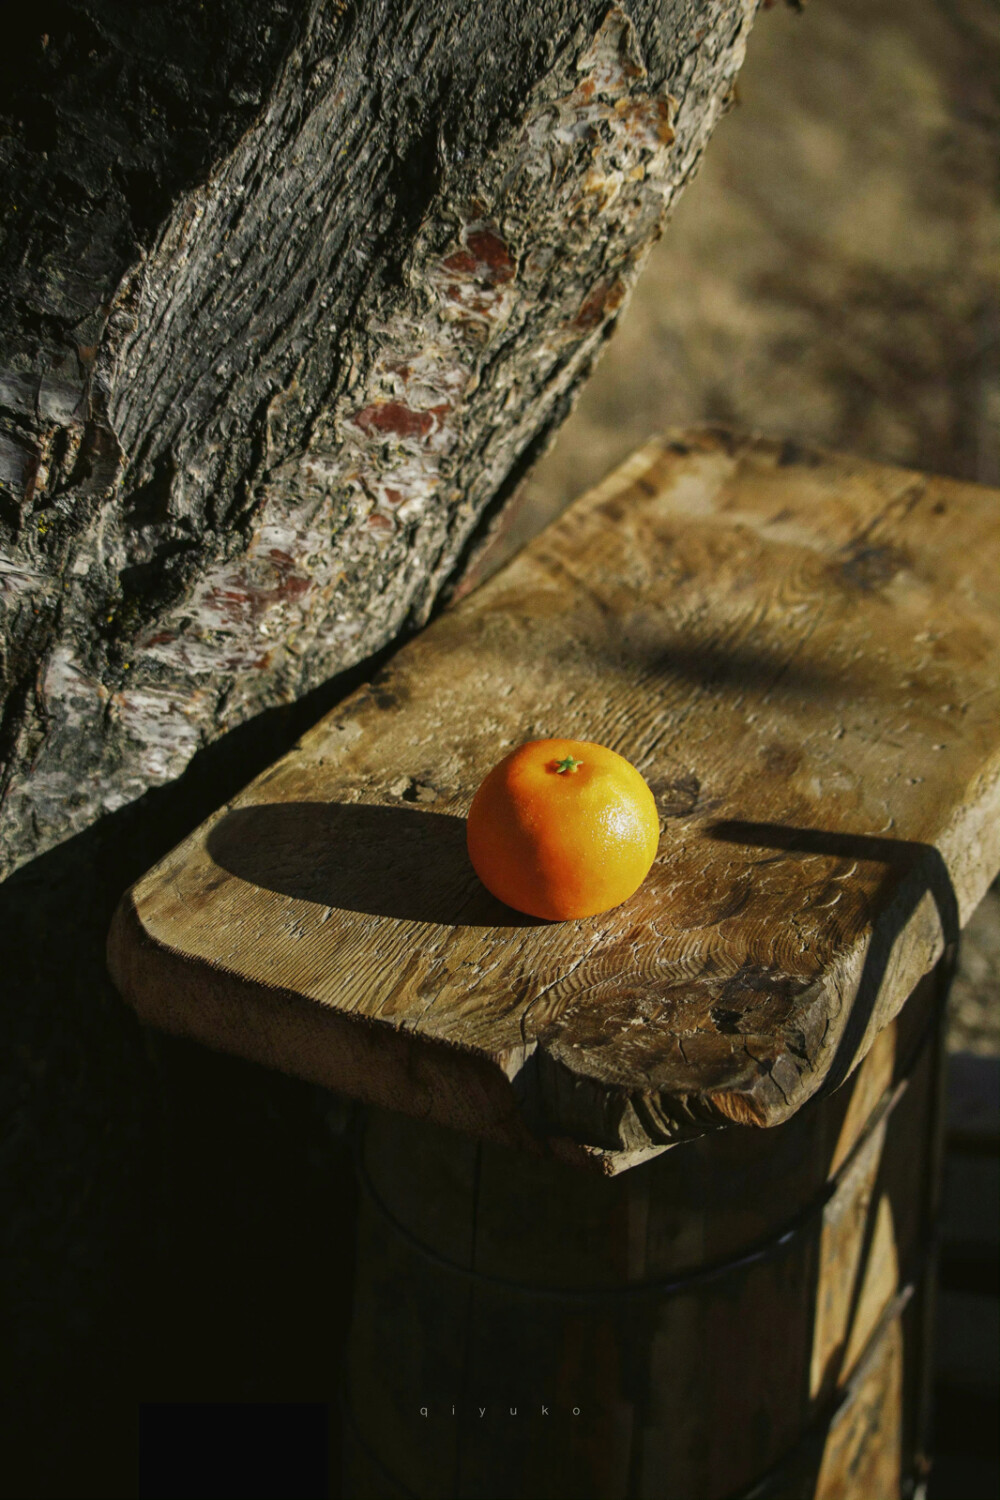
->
342, 965, 947, 1500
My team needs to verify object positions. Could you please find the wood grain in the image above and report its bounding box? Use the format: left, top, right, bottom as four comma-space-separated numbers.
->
108, 428, 1000, 1161
342, 967, 942, 1499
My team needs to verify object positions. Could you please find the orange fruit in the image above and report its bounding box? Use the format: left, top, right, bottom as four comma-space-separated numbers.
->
466, 738, 660, 920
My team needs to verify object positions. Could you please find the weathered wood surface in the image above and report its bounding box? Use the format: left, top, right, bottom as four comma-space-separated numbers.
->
342, 966, 944, 1498
0, 0, 754, 880
108, 429, 1000, 1162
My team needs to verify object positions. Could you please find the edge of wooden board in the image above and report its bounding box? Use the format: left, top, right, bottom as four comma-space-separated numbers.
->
107, 427, 1000, 1163
107, 888, 676, 1174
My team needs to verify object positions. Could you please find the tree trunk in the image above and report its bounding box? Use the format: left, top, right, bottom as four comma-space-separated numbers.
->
0, 0, 754, 878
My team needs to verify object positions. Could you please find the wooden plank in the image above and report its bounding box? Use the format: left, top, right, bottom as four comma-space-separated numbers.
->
108, 429, 1000, 1161
342, 972, 942, 1499
341, 1301, 916, 1500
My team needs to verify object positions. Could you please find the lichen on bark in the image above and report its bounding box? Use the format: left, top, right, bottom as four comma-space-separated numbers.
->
0, 0, 756, 879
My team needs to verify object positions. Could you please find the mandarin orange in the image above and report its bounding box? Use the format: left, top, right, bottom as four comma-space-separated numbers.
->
466, 738, 660, 920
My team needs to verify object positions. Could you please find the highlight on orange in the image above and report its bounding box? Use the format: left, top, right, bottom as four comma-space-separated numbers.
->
466, 738, 660, 921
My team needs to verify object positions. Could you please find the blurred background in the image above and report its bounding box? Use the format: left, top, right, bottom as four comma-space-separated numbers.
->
2, 0, 997, 1496
508, 0, 999, 530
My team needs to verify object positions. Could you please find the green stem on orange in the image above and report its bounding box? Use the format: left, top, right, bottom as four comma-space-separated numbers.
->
554, 755, 583, 774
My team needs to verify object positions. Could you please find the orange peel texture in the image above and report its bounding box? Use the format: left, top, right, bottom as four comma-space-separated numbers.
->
466, 738, 660, 921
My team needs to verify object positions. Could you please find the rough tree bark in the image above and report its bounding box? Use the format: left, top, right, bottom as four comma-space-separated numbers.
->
0, 0, 755, 879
